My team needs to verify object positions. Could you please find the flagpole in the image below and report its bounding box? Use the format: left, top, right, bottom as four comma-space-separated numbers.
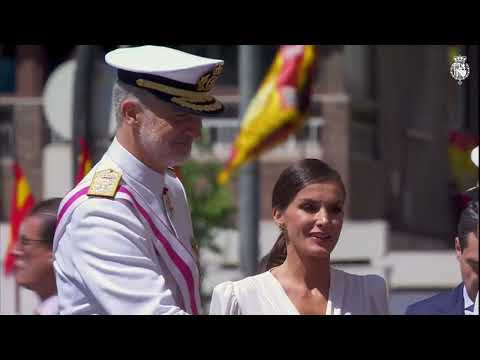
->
73, 46, 96, 184
238, 46, 271, 276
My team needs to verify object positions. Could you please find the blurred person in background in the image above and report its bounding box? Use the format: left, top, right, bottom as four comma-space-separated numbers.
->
13, 198, 62, 315
210, 159, 389, 315
406, 146, 478, 315
406, 200, 478, 315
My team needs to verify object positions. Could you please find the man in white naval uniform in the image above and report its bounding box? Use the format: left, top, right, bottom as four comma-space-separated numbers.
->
53, 46, 225, 314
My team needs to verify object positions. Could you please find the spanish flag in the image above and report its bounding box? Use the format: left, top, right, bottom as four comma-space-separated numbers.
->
75, 138, 93, 185
218, 45, 317, 185
4, 162, 35, 274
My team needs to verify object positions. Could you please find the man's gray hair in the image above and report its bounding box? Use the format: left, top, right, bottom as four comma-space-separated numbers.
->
111, 81, 153, 126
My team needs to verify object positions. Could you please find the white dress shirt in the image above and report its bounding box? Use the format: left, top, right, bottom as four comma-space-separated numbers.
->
210, 267, 389, 315
463, 286, 478, 315
474, 292, 479, 315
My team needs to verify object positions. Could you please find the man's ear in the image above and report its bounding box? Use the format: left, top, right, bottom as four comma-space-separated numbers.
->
455, 237, 463, 259
47, 250, 54, 264
121, 99, 142, 127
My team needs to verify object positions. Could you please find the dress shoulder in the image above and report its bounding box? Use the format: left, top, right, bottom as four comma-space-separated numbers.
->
210, 273, 275, 315
209, 281, 241, 315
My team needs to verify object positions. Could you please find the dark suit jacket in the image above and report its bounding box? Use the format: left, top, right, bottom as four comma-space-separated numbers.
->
405, 284, 465, 315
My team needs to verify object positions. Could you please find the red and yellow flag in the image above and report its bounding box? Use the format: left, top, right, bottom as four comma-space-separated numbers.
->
4, 162, 35, 274
75, 138, 93, 185
218, 45, 318, 185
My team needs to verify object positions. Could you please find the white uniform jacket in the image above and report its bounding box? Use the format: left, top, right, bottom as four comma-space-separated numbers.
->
53, 138, 201, 315
36, 295, 60, 315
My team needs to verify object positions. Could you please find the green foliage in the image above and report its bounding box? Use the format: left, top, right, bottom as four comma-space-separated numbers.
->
180, 159, 236, 253
181, 141, 237, 305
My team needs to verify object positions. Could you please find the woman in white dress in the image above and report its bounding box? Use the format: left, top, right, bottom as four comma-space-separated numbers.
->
210, 159, 389, 315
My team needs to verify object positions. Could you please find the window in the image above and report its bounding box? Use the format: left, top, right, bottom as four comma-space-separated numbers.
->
345, 45, 379, 160
0, 45, 15, 93
0, 107, 13, 158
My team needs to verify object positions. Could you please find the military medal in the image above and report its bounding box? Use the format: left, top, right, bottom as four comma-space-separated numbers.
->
163, 187, 175, 216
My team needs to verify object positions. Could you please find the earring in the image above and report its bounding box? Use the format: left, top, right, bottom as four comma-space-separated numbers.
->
278, 223, 286, 233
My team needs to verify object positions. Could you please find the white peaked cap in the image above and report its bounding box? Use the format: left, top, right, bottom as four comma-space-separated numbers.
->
105, 45, 225, 115
105, 46, 224, 85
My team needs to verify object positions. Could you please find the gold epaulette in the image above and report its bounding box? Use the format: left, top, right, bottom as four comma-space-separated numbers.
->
87, 169, 122, 199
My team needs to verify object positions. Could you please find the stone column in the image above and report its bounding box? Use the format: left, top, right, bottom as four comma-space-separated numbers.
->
14, 45, 46, 201
318, 49, 352, 217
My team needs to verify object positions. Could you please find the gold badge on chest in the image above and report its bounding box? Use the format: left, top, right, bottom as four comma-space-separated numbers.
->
88, 169, 122, 198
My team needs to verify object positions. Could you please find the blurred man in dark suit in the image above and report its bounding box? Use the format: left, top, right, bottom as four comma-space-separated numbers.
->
406, 146, 478, 315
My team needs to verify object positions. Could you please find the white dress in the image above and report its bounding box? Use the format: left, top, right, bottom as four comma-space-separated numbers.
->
209, 267, 389, 315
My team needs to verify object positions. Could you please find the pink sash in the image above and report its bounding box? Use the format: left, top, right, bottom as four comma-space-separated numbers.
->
54, 184, 201, 315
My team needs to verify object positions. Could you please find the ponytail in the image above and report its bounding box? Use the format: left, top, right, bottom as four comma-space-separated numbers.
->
258, 233, 287, 273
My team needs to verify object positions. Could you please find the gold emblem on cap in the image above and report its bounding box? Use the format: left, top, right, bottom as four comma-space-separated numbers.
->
171, 97, 223, 112
135, 69, 223, 113
136, 79, 213, 102
197, 64, 224, 92
88, 169, 122, 198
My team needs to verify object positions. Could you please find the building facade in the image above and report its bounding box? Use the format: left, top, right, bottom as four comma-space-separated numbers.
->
0, 44, 478, 248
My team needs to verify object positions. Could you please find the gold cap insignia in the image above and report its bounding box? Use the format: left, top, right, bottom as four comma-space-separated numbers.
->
196, 64, 224, 92
87, 169, 122, 198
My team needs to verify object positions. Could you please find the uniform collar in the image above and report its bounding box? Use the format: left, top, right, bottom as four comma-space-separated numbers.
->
107, 138, 165, 195
36, 295, 59, 315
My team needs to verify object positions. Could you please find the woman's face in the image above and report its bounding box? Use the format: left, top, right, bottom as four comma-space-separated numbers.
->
273, 181, 345, 259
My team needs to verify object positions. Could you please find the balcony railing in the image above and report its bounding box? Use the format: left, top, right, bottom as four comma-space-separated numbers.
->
193, 117, 326, 162
0, 95, 328, 163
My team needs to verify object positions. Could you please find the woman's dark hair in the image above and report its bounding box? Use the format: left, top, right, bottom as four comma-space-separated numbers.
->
258, 159, 346, 273
28, 198, 62, 248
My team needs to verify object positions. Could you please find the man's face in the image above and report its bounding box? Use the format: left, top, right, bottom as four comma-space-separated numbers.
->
136, 98, 202, 169
12, 216, 54, 292
456, 231, 479, 293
